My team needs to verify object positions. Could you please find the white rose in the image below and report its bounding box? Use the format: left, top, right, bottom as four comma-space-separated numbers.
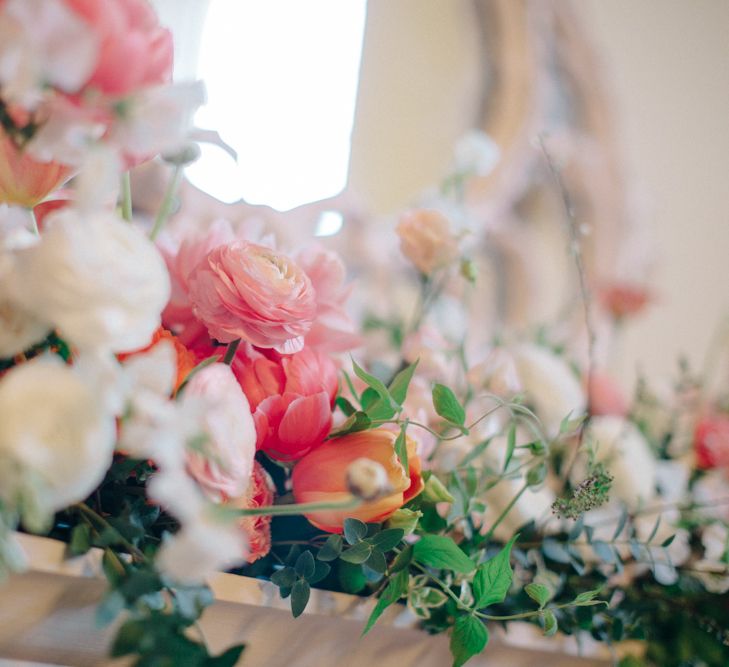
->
582, 416, 657, 507
13, 208, 170, 352
0, 356, 115, 527
511, 343, 585, 436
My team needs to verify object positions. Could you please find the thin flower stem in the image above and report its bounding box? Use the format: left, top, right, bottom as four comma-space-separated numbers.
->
538, 136, 596, 487
228, 496, 361, 518
29, 209, 39, 236
120, 172, 133, 222
223, 338, 241, 365
479, 481, 529, 546
149, 164, 183, 241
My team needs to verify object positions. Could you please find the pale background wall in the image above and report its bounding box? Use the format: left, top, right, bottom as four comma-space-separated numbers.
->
348, 0, 729, 387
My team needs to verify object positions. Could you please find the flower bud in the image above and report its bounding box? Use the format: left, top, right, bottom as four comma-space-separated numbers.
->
386, 508, 422, 535
346, 457, 391, 501
422, 473, 455, 504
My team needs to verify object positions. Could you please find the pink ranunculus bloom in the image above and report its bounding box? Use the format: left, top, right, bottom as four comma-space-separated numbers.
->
695, 414, 729, 470
65, 0, 173, 97
232, 347, 338, 462
588, 372, 629, 417
295, 244, 362, 352
187, 241, 317, 353
183, 363, 257, 502
227, 461, 275, 563
158, 220, 236, 347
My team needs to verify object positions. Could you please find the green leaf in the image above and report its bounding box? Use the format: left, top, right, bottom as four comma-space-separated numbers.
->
450, 615, 489, 667
290, 579, 310, 618
542, 609, 558, 636
525, 582, 552, 609
335, 396, 357, 417
366, 361, 419, 421
393, 423, 409, 476
360, 387, 380, 410
647, 516, 661, 542
388, 360, 419, 405
295, 551, 315, 579
344, 518, 368, 545
331, 411, 371, 436
371, 528, 405, 552
340, 541, 372, 564
362, 570, 408, 636
271, 567, 297, 589
338, 560, 367, 594
69, 523, 92, 556
542, 539, 571, 564
572, 589, 605, 606
432, 384, 466, 427
317, 534, 343, 561
390, 543, 414, 573
592, 540, 616, 564
472, 535, 518, 608
413, 535, 475, 573
503, 423, 516, 472
612, 507, 629, 540
352, 358, 397, 413
422, 474, 455, 504
206, 644, 246, 667
661, 534, 676, 548
308, 561, 331, 585
366, 549, 387, 574
110, 619, 145, 657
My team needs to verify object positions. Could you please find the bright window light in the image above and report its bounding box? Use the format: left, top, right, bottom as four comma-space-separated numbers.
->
186, 0, 367, 211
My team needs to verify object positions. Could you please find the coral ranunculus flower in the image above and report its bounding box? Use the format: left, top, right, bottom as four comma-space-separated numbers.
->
188, 241, 317, 353
291, 429, 425, 533
233, 347, 338, 461
227, 461, 276, 563
695, 414, 729, 470
0, 127, 72, 207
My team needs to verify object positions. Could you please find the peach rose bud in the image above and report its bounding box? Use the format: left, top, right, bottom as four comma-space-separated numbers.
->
396, 209, 459, 275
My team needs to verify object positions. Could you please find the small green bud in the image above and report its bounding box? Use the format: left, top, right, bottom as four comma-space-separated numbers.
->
422, 474, 455, 504
460, 258, 478, 283
386, 508, 422, 535
526, 462, 548, 487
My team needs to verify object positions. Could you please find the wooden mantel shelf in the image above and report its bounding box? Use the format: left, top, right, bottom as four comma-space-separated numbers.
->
0, 533, 611, 666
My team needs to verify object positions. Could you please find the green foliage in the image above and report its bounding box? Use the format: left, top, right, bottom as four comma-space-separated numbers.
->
432, 384, 467, 431
362, 570, 409, 636
450, 615, 489, 667
413, 535, 474, 573
472, 535, 517, 608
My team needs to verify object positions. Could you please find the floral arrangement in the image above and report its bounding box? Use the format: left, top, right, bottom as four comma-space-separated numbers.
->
0, 2, 727, 666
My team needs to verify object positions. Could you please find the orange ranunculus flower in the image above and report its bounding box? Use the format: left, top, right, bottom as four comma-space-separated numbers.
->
0, 127, 72, 207
291, 428, 424, 533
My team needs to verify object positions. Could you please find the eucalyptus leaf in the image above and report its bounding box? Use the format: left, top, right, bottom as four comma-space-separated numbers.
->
344, 518, 368, 545
371, 528, 405, 552
290, 580, 310, 618
294, 551, 315, 580
340, 541, 372, 564
317, 534, 344, 561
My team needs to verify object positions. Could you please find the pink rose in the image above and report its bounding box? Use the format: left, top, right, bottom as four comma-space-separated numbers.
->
158, 220, 235, 347
396, 209, 459, 275
188, 241, 316, 353
226, 461, 275, 563
599, 283, 652, 321
233, 347, 338, 461
183, 363, 257, 502
695, 414, 729, 470
66, 0, 173, 96
295, 244, 362, 352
